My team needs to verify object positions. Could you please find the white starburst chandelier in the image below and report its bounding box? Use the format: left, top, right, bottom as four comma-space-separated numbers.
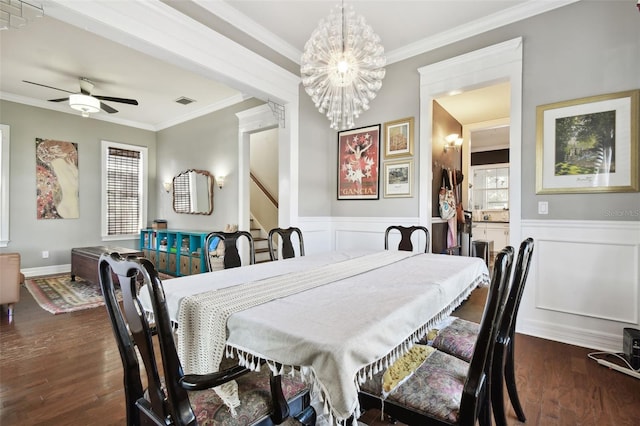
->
301, 1, 386, 130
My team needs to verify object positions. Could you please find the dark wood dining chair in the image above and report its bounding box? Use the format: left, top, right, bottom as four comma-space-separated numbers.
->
268, 227, 305, 261
384, 225, 430, 253
98, 252, 316, 426
358, 247, 514, 426
431, 238, 534, 425
205, 231, 256, 270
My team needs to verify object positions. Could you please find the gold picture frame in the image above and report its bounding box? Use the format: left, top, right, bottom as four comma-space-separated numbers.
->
536, 90, 639, 194
383, 117, 414, 159
383, 159, 413, 198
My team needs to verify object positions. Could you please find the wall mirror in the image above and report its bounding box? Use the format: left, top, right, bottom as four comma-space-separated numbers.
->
173, 169, 213, 215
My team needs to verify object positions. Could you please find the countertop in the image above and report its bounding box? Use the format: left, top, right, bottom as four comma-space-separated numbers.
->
474, 220, 510, 224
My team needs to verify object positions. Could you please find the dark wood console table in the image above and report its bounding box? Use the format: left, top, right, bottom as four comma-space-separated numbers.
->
71, 246, 144, 284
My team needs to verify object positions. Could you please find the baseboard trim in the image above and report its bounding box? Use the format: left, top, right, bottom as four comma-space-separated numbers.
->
518, 318, 623, 353
22, 264, 71, 278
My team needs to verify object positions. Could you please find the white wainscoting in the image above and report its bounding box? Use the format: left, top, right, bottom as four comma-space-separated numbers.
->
295, 217, 334, 254
298, 216, 426, 254
519, 220, 640, 352
24, 217, 637, 353
300, 217, 640, 352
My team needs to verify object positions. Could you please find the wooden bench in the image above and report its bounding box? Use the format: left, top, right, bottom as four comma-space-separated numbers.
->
71, 246, 144, 285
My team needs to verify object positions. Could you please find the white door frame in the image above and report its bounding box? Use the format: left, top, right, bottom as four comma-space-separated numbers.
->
236, 105, 279, 233
418, 37, 523, 248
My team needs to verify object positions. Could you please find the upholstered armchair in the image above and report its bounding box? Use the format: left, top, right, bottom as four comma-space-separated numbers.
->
0, 253, 23, 319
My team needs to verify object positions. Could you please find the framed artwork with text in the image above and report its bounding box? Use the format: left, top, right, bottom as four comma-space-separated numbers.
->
337, 124, 380, 200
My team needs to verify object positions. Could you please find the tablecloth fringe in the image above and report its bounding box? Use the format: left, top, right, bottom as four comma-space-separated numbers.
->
360, 274, 488, 423
228, 346, 360, 426
356, 276, 482, 385
206, 273, 486, 426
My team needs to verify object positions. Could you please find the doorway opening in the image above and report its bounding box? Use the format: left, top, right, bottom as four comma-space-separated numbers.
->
418, 37, 523, 250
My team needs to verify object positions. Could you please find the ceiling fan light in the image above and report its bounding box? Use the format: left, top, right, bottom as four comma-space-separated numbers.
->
69, 93, 100, 115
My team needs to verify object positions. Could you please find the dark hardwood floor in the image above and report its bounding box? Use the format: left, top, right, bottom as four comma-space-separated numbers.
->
1, 284, 639, 425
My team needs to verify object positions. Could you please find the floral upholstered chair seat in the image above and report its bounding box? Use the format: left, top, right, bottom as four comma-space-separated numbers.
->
188, 365, 310, 425
431, 317, 480, 362
359, 350, 470, 423
358, 248, 515, 426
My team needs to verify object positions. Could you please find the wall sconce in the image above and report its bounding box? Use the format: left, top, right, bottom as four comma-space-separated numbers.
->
163, 181, 172, 193
444, 133, 463, 152
216, 176, 225, 189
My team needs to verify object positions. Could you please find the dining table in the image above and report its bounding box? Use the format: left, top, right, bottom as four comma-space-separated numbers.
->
139, 249, 490, 425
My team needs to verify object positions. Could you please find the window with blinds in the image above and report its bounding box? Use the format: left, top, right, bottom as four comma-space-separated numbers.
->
172, 173, 191, 213
102, 141, 147, 239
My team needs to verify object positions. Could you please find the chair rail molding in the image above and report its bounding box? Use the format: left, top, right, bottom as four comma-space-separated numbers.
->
297, 216, 423, 254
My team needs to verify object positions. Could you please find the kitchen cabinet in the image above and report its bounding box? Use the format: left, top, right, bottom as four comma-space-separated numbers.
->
471, 222, 509, 253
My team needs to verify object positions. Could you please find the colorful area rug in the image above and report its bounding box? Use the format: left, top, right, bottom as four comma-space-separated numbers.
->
25, 274, 120, 314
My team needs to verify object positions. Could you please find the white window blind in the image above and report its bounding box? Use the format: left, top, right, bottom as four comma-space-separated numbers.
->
102, 141, 147, 239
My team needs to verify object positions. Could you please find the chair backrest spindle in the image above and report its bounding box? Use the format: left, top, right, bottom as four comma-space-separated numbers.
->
205, 231, 255, 270
99, 252, 188, 424
268, 227, 305, 261
384, 225, 430, 253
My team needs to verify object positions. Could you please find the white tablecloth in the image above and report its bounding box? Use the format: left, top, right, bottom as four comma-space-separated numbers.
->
139, 250, 374, 324
140, 250, 489, 424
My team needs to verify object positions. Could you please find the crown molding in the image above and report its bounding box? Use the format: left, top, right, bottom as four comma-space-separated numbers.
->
388, 0, 579, 64
155, 93, 251, 131
1, 90, 251, 131
0, 91, 157, 130
201, 0, 579, 66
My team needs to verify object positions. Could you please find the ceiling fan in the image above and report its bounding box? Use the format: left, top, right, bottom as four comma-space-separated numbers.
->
23, 77, 139, 116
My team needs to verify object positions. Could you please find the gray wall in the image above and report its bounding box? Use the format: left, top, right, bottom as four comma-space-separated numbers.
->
297, 0, 640, 220
297, 88, 334, 216
3, 1, 639, 270
328, 52, 421, 217
0, 100, 157, 268
156, 98, 264, 231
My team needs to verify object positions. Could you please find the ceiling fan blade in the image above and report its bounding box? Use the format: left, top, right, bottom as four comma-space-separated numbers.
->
48, 97, 69, 102
100, 102, 118, 114
94, 95, 138, 105
23, 80, 75, 94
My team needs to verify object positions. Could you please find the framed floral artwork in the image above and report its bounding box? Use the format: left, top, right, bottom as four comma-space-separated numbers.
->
384, 159, 413, 198
536, 90, 639, 194
383, 117, 414, 158
337, 124, 380, 200
36, 138, 79, 219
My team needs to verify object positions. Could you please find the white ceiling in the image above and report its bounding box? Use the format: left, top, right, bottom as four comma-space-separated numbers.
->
0, 0, 574, 131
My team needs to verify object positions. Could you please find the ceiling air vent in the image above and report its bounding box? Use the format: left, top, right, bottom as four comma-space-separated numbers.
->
175, 96, 196, 105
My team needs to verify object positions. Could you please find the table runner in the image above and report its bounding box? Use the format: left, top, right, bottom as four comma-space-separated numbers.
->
177, 251, 416, 376
140, 250, 375, 325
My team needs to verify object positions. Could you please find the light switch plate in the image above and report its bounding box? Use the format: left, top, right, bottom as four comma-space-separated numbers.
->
538, 201, 548, 215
